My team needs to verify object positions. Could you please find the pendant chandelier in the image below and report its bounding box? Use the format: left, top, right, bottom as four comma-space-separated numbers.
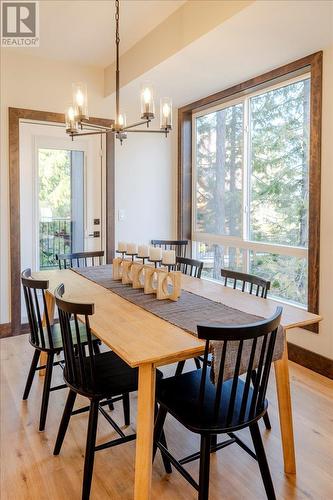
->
65, 0, 172, 143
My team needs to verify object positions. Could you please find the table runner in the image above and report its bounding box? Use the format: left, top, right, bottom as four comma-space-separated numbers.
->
74, 265, 284, 382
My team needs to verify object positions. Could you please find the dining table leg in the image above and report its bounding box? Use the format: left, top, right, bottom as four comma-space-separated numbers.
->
39, 290, 55, 377
134, 363, 156, 500
274, 341, 296, 474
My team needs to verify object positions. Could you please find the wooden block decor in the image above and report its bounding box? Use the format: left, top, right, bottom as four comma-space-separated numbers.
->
157, 270, 182, 301
112, 257, 124, 280
122, 260, 135, 285
131, 263, 145, 289
114, 260, 182, 300
144, 266, 167, 294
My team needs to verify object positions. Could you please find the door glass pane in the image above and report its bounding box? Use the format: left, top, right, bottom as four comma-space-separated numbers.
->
195, 103, 243, 236
249, 251, 308, 306
38, 148, 84, 269
249, 78, 310, 247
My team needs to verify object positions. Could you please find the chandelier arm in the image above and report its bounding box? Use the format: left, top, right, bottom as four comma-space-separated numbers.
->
70, 130, 108, 138
125, 129, 170, 134
80, 122, 114, 131
70, 128, 170, 139
122, 119, 151, 131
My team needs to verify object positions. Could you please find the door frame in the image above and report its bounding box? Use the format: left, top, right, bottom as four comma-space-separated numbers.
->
9, 107, 115, 335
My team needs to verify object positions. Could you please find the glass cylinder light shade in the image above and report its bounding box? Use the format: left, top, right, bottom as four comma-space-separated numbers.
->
160, 97, 172, 130
72, 82, 88, 120
140, 82, 155, 119
117, 113, 127, 129
65, 105, 78, 134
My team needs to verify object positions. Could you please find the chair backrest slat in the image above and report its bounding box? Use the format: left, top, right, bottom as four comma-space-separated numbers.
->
198, 340, 210, 409
257, 329, 278, 410
239, 337, 257, 421
55, 284, 96, 393
175, 256, 203, 278
226, 340, 243, 425
213, 340, 228, 420
221, 269, 270, 299
21, 268, 52, 349
33, 288, 43, 334
27, 287, 39, 345
249, 335, 268, 419
197, 307, 282, 427
56, 251, 104, 270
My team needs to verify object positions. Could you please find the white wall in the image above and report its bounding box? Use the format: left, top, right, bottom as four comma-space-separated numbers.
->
113, 92, 177, 247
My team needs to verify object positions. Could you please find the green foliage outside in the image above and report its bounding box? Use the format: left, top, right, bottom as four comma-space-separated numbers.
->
250, 79, 310, 247
195, 79, 310, 305
39, 149, 71, 218
39, 149, 72, 268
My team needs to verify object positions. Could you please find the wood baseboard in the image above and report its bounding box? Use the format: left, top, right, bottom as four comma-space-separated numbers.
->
287, 342, 333, 379
0, 323, 30, 338
0, 323, 11, 337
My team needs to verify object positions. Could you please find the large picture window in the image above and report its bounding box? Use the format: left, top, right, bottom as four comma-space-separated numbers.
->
192, 75, 311, 307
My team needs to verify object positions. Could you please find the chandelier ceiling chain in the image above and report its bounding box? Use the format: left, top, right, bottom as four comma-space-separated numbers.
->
65, 0, 172, 143
115, 0, 120, 124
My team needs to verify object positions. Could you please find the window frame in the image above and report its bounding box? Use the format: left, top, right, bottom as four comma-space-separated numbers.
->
178, 52, 322, 330
191, 73, 310, 301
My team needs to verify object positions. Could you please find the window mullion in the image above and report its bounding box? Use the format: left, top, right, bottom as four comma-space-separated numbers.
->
243, 97, 250, 273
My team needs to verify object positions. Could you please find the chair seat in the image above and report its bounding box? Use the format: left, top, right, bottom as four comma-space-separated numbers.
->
157, 368, 267, 434
30, 322, 99, 351
65, 350, 163, 399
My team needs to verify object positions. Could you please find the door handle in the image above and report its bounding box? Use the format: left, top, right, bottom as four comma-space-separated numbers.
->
88, 231, 100, 238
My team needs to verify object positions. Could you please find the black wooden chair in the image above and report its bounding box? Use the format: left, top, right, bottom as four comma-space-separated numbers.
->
175, 256, 203, 278
21, 268, 101, 431
151, 240, 188, 258
154, 307, 282, 500
53, 284, 170, 500
221, 269, 272, 430
56, 250, 104, 269
174, 256, 204, 375
221, 269, 271, 298
184, 268, 272, 428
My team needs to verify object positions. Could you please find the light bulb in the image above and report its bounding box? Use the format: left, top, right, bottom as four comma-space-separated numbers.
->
65, 105, 78, 134
67, 106, 75, 121
160, 97, 172, 130
72, 83, 88, 120
143, 87, 152, 104
140, 83, 155, 118
117, 113, 126, 128
162, 103, 170, 118
76, 89, 84, 107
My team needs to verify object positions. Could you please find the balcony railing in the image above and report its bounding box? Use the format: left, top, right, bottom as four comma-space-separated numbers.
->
40, 218, 72, 269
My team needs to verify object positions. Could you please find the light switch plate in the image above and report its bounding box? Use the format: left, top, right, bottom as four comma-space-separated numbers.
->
118, 209, 125, 221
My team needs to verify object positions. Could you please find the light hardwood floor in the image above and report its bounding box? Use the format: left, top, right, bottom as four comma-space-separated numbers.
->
1, 334, 332, 500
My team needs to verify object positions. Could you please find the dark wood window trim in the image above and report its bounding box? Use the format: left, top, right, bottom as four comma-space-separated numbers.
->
178, 52, 322, 330
8, 108, 115, 336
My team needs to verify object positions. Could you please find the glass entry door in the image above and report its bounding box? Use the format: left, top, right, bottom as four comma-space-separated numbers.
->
19, 122, 105, 320
38, 148, 85, 269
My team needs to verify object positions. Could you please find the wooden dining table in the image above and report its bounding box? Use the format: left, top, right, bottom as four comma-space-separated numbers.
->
34, 268, 321, 500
